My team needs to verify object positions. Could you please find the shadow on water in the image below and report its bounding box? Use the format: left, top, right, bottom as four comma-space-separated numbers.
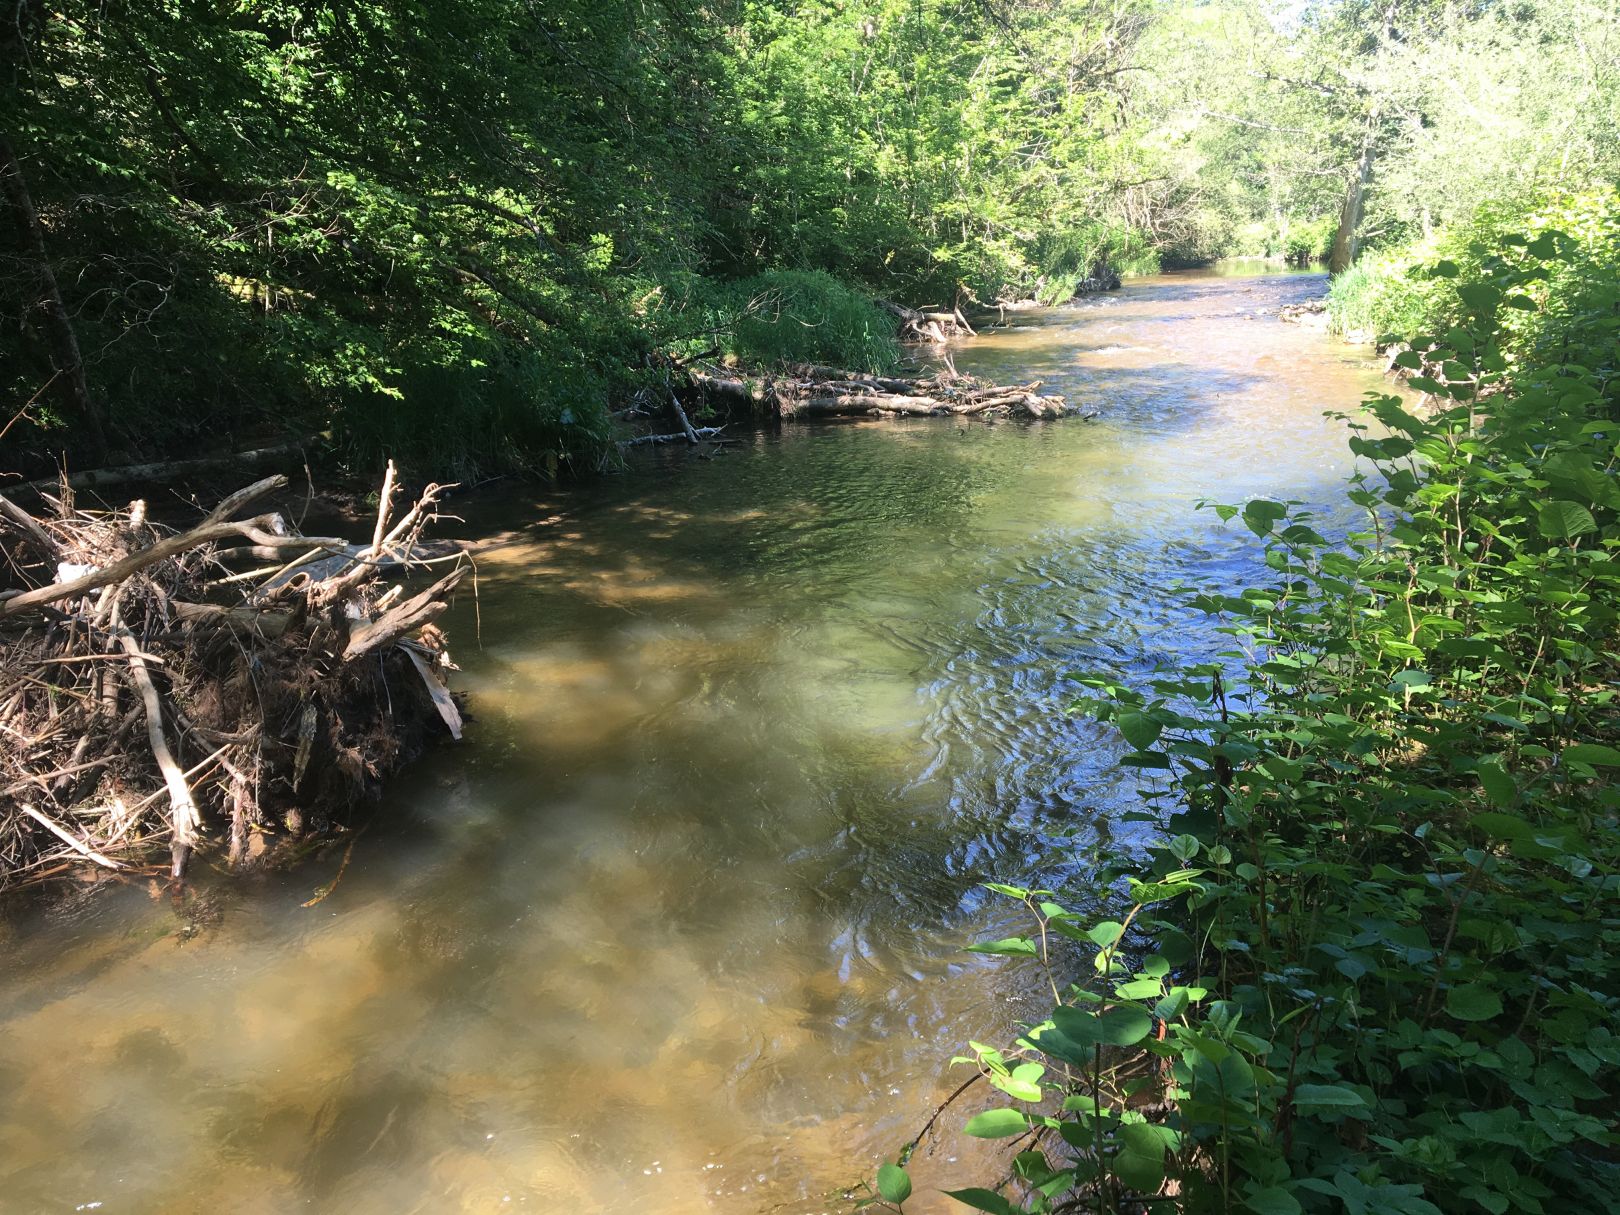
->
0, 270, 1397, 1214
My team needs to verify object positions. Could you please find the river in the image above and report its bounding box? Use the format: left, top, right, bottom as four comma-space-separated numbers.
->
0, 268, 1392, 1214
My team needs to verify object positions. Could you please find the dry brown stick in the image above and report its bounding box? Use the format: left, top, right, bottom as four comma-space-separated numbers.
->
0, 512, 333, 617
667, 392, 702, 444
29, 649, 165, 666
0, 493, 62, 557
200, 474, 289, 527
169, 601, 292, 638
342, 566, 466, 661
20, 440, 315, 495
114, 742, 231, 819
368, 460, 398, 559
18, 803, 127, 871
405, 648, 463, 740
379, 482, 450, 551
227, 774, 249, 868
115, 626, 200, 878
1, 515, 286, 618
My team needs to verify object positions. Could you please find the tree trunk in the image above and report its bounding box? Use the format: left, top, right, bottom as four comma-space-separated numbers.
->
1327, 0, 1401, 277
1327, 139, 1374, 276
0, 134, 109, 462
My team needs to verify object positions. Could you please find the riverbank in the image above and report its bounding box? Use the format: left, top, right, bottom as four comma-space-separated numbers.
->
897, 218, 1620, 1212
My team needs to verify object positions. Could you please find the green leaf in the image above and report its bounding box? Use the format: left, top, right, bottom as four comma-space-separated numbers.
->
1458, 283, 1501, 312
1445, 983, 1504, 1023
1242, 498, 1288, 537
967, 938, 1038, 957
1167, 833, 1201, 862
984, 883, 1029, 899
1291, 1084, 1367, 1108
1244, 1186, 1303, 1215
1052, 1005, 1152, 1049
877, 1163, 912, 1205
1115, 1122, 1166, 1192
1086, 921, 1125, 948
964, 1108, 1030, 1138
1116, 711, 1162, 750
1477, 758, 1516, 807
1564, 743, 1620, 767
990, 1071, 1043, 1102
945, 1189, 1018, 1215
1537, 501, 1596, 539
1116, 977, 1163, 999
1154, 988, 1191, 1021
1097, 1005, 1154, 1046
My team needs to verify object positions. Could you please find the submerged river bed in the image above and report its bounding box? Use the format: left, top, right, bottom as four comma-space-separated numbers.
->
1, 270, 1393, 1214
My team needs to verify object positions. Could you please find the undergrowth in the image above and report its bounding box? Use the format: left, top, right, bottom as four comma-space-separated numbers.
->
1327, 188, 1620, 350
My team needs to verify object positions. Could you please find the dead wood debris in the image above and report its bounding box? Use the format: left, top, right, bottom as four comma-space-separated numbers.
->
0, 466, 467, 890
689, 362, 1093, 422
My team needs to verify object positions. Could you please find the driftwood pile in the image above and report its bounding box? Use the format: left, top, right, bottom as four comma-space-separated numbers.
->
691, 363, 1087, 422
878, 299, 979, 344
0, 466, 465, 889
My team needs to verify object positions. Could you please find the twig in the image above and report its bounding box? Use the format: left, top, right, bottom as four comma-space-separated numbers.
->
200, 474, 289, 527
0, 493, 63, 557
18, 803, 127, 871
0, 512, 341, 617
115, 625, 200, 878
368, 459, 397, 559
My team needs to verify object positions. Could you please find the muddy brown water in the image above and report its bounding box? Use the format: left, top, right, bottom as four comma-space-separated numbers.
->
0, 268, 1394, 1214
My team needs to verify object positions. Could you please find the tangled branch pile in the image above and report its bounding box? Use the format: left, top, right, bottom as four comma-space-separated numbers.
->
691, 364, 1089, 422
0, 467, 466, 890
877, 299, 979, 344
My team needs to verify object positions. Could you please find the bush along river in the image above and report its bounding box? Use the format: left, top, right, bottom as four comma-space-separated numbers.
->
0, 268, 1396, 1214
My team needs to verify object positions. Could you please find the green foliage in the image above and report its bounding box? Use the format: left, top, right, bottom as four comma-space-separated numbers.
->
1129, 1, 1620, 274
922, 225, 1620, 1212
725, 271, 901, 373
1325, 251, 1444, 344
1329, 188, 1620, 348
2, 0, 1172, 476
1225, 215, 1337, 265
7, 0, 1617, 476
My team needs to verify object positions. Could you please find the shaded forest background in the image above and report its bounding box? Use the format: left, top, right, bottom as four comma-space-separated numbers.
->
3, 0, 1617, 476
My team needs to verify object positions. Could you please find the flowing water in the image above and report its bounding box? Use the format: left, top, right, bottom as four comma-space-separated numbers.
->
0, 270, 1393, 1214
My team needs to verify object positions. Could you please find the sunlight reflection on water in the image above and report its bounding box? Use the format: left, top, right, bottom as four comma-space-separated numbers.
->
0, 270, 1394, 1214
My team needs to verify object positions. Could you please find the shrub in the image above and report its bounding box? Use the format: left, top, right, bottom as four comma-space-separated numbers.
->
1327, 187, 1620, 354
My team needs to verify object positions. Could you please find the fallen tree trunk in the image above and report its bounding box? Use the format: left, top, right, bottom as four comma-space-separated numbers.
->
749, 364, 1085, 422
619, 426, 727, 448
794, 393, 948, 417
617, 358, 1093, 447
877, 299, 957, 344
20, 439, 317, 494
